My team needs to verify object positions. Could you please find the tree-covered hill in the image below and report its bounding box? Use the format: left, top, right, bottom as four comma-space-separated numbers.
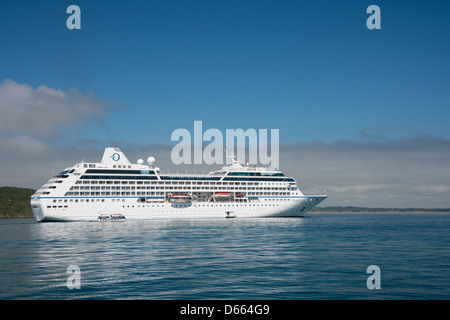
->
0, 187, 35, 218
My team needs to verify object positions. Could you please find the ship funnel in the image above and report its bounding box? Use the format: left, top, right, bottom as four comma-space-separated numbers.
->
101, 147, 131, 165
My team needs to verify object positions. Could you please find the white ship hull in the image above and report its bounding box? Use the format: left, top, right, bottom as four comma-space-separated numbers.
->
32, 196, 327, 222
31, 147, 327, 222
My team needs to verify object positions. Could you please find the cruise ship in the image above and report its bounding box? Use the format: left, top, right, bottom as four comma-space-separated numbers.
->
30, 147, 327, 222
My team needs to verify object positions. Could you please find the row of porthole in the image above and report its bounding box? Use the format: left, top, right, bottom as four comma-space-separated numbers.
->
122, 203, 284, 208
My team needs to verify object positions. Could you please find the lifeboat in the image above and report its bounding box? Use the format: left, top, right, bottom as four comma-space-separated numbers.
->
169, 193, 192, 203
215, 192, 232, 197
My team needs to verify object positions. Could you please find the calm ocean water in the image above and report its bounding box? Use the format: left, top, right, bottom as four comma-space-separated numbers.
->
1, 212, 450, 300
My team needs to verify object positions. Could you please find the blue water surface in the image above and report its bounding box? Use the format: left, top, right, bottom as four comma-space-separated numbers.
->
1, 212, 449, 299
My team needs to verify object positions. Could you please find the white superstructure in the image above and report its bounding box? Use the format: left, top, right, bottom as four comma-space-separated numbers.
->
30, 147, 327, 222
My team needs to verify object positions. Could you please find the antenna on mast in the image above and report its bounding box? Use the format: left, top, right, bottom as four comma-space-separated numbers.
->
223, 148, 242, 168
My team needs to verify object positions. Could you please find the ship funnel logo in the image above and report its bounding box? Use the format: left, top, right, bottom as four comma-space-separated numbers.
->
110, 153, 121, 161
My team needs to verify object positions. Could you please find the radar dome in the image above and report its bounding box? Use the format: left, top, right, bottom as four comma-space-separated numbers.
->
147, 156, 156, 165
137, 159, 144, 165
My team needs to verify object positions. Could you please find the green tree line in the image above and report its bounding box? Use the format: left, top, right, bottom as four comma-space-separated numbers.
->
0, 187, 35, 218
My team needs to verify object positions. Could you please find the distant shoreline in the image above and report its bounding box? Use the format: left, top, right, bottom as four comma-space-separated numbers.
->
1, 186, 450, 219
312, 210, 450, 214
311, 206, 450, 213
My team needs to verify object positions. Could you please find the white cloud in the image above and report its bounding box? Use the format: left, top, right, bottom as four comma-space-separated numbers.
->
0, 79, 107, 137
0, 134, 50, 157
278, 136, 450, 208
0, 79, 109, 187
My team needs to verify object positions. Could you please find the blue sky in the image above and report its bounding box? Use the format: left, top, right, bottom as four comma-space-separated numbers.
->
1, 0, 449, 144
1, 0, 450, 207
